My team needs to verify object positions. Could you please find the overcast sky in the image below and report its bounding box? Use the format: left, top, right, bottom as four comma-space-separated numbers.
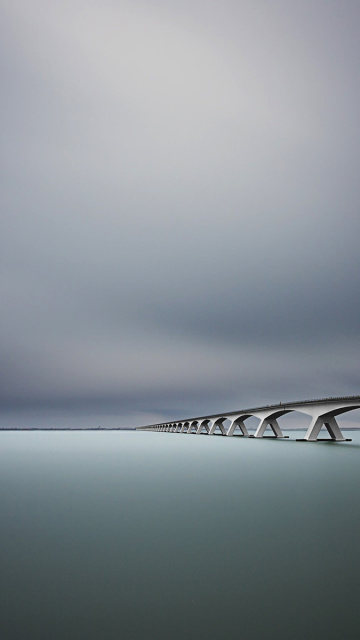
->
1, 0, 360, 428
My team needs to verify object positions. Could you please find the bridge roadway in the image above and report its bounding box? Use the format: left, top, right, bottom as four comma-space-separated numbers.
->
136, 396, 360, 441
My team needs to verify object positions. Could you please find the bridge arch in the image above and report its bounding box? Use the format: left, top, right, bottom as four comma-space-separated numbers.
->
296, 403, 360, 441
208, 417, 229, 435
188, 421, 198, 434
226, 415, 253, 437
196, 419, 211, 434
182, 421, 190, 434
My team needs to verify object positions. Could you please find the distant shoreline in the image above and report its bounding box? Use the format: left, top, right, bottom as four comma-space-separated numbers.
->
0, 428, 135, 431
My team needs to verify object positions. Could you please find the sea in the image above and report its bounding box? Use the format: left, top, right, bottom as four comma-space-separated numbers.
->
1, 429, 360, 640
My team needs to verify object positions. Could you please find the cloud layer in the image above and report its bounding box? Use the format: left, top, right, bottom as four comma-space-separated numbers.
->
1, 0, 360, 427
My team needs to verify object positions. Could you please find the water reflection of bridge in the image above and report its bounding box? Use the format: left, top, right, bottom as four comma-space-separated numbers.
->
136, 397, 360, 442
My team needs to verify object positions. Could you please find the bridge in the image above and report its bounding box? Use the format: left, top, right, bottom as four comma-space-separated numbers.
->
136, 396, 360, 441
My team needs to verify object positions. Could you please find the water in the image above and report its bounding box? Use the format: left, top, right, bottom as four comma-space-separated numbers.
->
1, 430, 360, 640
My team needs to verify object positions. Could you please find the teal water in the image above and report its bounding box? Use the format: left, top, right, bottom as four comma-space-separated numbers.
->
0, 430, 360, 640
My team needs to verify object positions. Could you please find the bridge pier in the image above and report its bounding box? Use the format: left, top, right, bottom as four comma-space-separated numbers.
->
188, 421, 198, 434
208, 418, 227, 435
227, 418, 249, 437
254, 417, 286, 438
196, 419, 211, 434
301, 414, 347, 442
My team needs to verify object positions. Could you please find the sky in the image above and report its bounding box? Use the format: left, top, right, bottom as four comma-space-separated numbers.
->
1, 0, 360, 428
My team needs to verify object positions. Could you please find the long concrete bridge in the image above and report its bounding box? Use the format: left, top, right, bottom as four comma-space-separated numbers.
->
136, 396, 360, 441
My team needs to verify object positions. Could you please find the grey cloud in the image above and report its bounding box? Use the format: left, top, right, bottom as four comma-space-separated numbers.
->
1, 0, 360, 427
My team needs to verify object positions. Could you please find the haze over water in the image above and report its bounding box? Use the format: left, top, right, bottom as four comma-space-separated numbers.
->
1, 430, 359, 640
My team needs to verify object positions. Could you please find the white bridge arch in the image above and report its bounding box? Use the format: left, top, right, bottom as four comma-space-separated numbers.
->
137, 397, 360, 442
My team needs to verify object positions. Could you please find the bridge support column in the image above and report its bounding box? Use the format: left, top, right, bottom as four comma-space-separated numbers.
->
209, 419, 227, 435
196, 420, 210, 434
254, 418, 285, 438
303, 414, 346, 442
227, 420, 249, 437
208, 421, 217, 435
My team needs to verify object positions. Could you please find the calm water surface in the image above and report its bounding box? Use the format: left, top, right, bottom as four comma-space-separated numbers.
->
0, 430, 360, 640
